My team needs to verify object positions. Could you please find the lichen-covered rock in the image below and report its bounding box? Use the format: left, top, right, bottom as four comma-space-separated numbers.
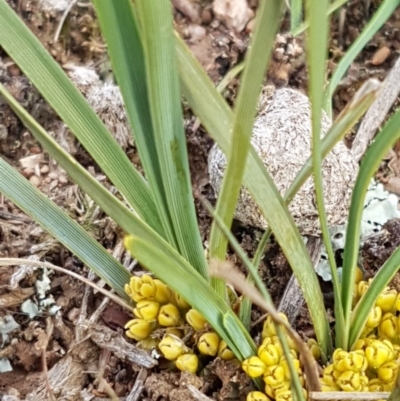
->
208, 87, 359, 235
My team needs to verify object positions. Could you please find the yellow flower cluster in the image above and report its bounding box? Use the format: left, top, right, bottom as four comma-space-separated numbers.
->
242, 314, 308, 401
124, 274, 234, 374
319, 279, 400, 393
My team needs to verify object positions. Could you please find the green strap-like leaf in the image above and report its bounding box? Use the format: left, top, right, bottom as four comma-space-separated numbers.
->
128, 0, 208, 279
176, 35, 333, 357
208, 0, 285, 298
306, 0, 345, 349
92, 0, 175, 245
0, 0, 161, 233
0, 158, 131, 300
323, 0, 400, 114
342, 109, 400, 349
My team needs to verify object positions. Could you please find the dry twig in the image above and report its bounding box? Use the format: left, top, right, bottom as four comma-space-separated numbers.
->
209, 260, 321, 392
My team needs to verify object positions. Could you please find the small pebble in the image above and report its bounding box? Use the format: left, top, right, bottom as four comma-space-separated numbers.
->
371, 46, 391, 65
22, 168, 34, 178
29, 146, 42, 154
58, 175, 68, 185
186, 24, 207, 42
29, 175, 41, 187
8, 388, 20, 397
201, 8, 213, 24
48, 172, 58, 180
40, 165, 49, 174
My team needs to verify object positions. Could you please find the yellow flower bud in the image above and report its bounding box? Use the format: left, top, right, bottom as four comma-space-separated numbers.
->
352, 338, 373, 351
198, 332, 220, 357
383, 381, 395, 391
153, 279, 172, 304
125, 319, 153, 341
359, 373, 369, 391
175, 353, 198, 374
126, 275, 157, 302
265, 384, 275, 399
275, 389, 292, 401
134, 300, 160, 321
355, 267, 364, 284
332, 348, 347, 365
280, 357, 301, 380
124, 283, 133, 298
320, 378, 340, 392
262, 314, 288, 338
365, 340, 393, 369
158, 334, 186, 360
335, 350, 367, 373
242, 356, 266, 378
263, 364, 285, 387
376, 289, 397, 313
393, 344, 400, 359
368, 378, 385, 392
186, 309, 207, 331
377, 360, 398, 383
137, 337, 160, 350
358, 281, 369, 298
322, 365, 339, 388
378, 313, 397, 341
174, 293, 191, 310
258, 343, 280, 366
307, 338, 321, 360
218, 340, 235, 360
158, 303, 181, 327
395, 293, 400, 312
365, 306, 382, 329
269, 337, 284, 358
246, 391, 271, 401
336, 371, 362, 392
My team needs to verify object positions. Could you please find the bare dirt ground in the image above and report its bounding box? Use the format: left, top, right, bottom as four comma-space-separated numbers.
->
1, 0, 400, 400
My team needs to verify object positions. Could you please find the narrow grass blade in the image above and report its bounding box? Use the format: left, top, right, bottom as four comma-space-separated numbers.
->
290, 0, 303, 33
92, 0, 175, 245
0, 0, 161, 233
0, 159, 131, 300
133, 0, 208, 279
350, 246, 400, 347
124, 235, 257, 361
0, 83, 205, 298
208, 0, 284, 298
324, 0, 400, 113
239, 230, 271, 330
342, 109, 400, 350
306, 0, 344, 348
292, 0, 351, 36
176, 35, 333, 357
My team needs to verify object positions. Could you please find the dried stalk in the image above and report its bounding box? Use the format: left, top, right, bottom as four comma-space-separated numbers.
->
209, 259, 321, 392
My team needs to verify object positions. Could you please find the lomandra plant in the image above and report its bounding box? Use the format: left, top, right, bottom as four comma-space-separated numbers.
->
1, 0, 400, 399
